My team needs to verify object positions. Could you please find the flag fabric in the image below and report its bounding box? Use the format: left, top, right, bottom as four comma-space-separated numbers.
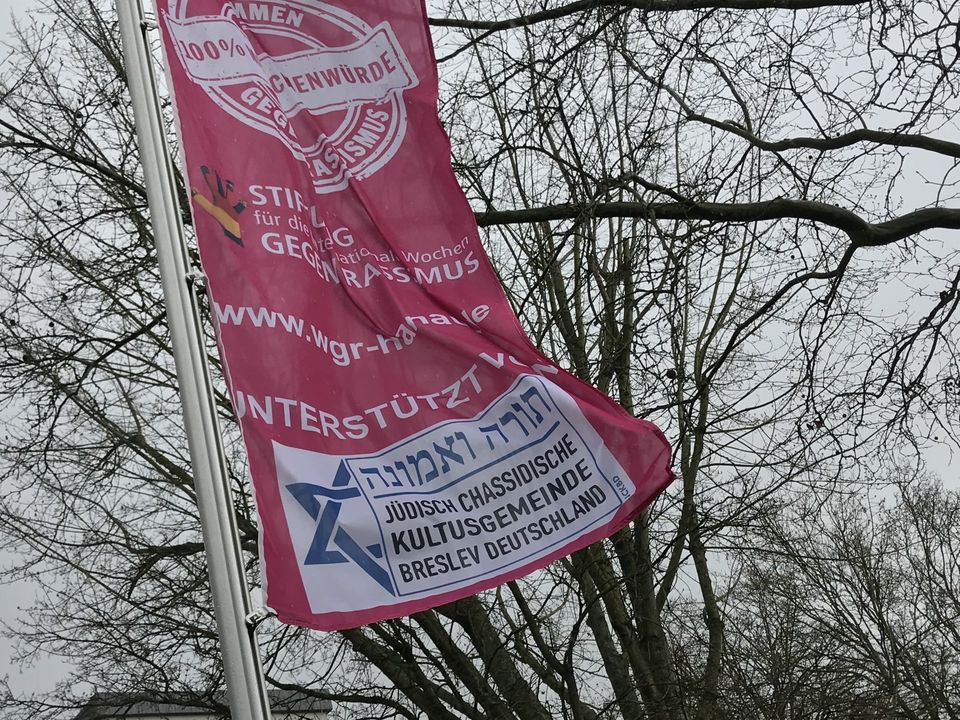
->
153, 0, 673, 630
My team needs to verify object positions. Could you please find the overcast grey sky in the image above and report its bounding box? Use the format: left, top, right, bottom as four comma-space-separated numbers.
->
0, 0, 35, 32
0, 0, 76, 696
1, 0, 958, 707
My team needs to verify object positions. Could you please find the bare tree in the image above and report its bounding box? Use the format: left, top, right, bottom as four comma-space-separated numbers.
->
723, 476, 960, 719
2, 0, 960, 718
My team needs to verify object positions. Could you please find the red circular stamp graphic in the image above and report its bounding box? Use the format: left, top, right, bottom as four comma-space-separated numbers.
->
162, 0, 419, 193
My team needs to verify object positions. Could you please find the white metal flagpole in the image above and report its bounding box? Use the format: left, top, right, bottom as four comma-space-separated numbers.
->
114, 0, 274, 718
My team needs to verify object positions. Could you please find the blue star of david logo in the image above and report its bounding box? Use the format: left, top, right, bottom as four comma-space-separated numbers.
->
286, 461, 395, 595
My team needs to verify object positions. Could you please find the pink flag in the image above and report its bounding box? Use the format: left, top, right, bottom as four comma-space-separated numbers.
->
154, 0, 673, 630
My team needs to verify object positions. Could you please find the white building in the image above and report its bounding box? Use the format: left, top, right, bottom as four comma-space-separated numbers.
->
72, 691, 332, 720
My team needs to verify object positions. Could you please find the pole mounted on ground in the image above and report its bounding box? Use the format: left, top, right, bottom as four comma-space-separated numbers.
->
114, 1, 274, 717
